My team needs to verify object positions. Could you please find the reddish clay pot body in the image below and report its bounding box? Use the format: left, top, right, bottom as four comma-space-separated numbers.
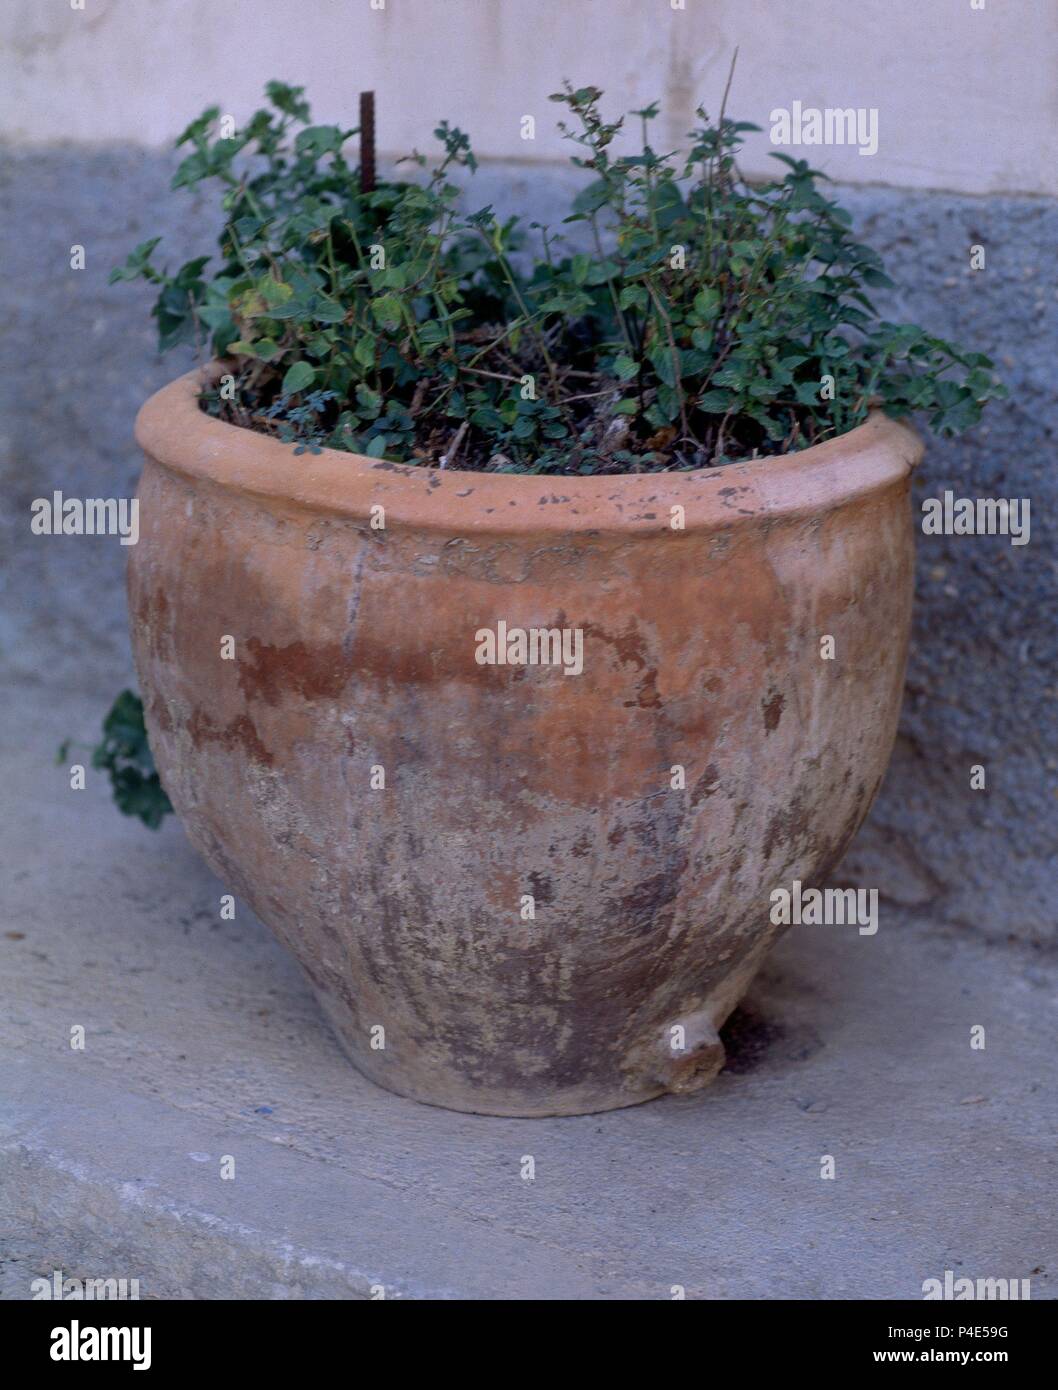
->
130, 367, 922, 1116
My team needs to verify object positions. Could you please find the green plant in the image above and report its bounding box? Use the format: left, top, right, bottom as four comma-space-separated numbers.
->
59, 691, 173, 830
111, 78, 1003, 475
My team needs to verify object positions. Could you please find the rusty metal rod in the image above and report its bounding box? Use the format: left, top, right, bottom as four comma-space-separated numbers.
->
359, 91, 376, 193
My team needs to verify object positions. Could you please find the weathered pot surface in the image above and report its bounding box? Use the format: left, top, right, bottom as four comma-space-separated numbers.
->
129, 365, 922, 1116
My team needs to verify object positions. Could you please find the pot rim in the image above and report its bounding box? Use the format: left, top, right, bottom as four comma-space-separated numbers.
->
135, 361, 923, 536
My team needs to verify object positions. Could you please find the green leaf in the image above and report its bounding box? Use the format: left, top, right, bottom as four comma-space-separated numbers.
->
371, 294, 403, 329
584, 258, 620, 287
260, 277, 293, 307
86, 691, 173, 831
692, 288, 720, 321
618, 284, 648, 312
171, 150, 211, 190
265, 81, 310, 121
108, 237, 163, 285
794, 380, 825, 405
679, 348, 711, 377
648, 342, 679, 389
356, 384, 382, 417
294, 125, 348, 159
175, 106, 220, 149
312, 296, 346, 324
282, 361, 316, 395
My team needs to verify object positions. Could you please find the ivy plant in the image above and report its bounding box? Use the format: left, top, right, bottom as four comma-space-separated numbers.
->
111, 79, 1004, 475
60, 691, 173, 830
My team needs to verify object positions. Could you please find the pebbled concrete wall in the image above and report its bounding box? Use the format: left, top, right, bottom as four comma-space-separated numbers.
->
834, 189, 1057, 949
1, 148, 1054, 948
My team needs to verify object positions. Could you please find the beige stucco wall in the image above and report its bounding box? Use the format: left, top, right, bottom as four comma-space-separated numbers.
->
2, 0, 1054, 195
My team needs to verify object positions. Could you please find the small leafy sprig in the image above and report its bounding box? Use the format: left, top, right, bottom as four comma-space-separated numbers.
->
59, 691, 173, 830
111, 79, 1004, 474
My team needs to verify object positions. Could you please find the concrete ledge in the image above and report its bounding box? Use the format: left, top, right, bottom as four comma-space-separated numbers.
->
3, 1064, 585, 1301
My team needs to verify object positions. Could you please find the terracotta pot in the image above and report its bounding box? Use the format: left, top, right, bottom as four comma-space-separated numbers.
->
129, 365, 922, 1116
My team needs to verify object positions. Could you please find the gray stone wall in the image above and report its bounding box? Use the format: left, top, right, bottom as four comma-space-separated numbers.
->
3, 148, 1053, 945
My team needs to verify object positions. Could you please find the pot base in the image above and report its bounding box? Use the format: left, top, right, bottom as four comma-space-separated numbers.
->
306, 944, 774, 1117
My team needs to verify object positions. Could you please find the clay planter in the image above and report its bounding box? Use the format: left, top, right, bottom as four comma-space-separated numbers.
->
130, 365, 922, 1116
